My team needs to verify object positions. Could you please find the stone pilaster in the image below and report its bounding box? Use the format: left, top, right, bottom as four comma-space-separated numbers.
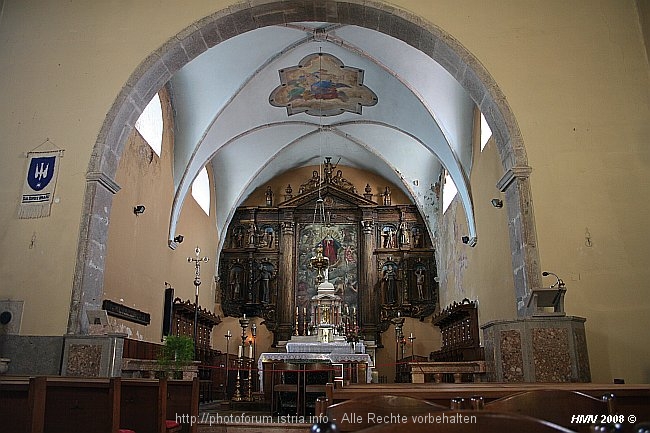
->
68, 173, 120, 335
497, 166, 541, 316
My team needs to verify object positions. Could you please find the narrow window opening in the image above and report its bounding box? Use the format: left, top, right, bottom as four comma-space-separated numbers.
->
135, 93, 163, 156
192, 167, 211, 216
442, 172, 457, 214
480, 112, 492, 152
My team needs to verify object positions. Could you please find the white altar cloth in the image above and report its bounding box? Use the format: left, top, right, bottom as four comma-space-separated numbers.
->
285, 341, 357, 354
257, 352, 373, 389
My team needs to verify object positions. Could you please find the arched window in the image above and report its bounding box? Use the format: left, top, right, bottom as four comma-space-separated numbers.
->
442, 172, 457, 214
135, 93, 163, 156
192, 166, 211, 216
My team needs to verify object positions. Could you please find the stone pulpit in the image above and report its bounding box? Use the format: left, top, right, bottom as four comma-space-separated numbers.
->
481, 278, 591, 382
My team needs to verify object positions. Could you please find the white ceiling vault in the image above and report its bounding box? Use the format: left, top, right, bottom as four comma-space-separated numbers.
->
167, 23, 477, 251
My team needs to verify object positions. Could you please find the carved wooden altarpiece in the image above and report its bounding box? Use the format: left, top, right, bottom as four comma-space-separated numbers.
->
220, 162, 438, 346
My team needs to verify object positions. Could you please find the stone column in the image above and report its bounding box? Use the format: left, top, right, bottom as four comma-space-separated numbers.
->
497, 166, 542, 317
359, 217, 378, 340
276, 218, 295, 342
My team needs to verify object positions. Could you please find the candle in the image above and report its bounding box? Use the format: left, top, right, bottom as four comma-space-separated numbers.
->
238, 345, 242, 358
410, 332, 414, 339
249, 343, 253, 358
227, 330, 231, 337
243, 313, 246, 319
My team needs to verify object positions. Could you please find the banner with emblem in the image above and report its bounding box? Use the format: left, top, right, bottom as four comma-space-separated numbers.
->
19, 140, 64, 219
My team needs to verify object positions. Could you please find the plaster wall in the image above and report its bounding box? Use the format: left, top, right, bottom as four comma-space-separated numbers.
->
102, 87, 220, 343
438, 112, 516, 328
0, 0, 648, 381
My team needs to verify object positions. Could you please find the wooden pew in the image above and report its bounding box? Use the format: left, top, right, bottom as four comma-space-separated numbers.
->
325, 382, 650, 423
484, 389, 612, 433
27, 376, 121, 433
326, 395, 448, 432
1, 376, 197, 433
0, 376, 33, 432
120, 378, 168, 433
166, 377, 199, 433
352, 410, 576, 433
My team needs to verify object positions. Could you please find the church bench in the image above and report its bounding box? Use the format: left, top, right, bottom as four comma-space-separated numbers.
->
120, 378, 170, 433
166, 377, 199, 433
348, 410, 577, 433
484, 389, 613, 433
27, 376, 121, 433
325, 382, 650, 430
1, 376, 197, 433
0, 376, 32, 432
326, 394, 448, 432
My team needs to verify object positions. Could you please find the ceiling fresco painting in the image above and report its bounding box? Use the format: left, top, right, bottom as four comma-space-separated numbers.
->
269, 52, 378, 116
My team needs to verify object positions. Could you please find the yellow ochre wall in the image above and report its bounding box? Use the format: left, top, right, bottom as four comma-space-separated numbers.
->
0, 1, 648, 383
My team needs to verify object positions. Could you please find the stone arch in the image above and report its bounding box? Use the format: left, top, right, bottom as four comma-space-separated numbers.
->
68, 0, 539, 334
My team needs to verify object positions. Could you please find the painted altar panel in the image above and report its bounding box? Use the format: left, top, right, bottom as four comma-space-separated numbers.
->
296, 223, 358, 321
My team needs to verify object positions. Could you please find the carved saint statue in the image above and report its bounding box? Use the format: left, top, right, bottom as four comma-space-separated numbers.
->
257, 264, 274, 304
415, 267, 426, 300
383, 264, 397, 304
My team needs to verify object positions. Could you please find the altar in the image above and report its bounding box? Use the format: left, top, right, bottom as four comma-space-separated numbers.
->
258, 346, 372, 416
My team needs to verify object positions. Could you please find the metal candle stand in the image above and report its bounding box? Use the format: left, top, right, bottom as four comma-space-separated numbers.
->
391, 313, 405, 382
224, 330, 232, 399
232, 314, 251, 402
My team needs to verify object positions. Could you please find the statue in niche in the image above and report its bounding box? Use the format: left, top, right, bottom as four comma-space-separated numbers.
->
232, 226, 245, 248
382, 226, 396, 249
412, 226, 423, 248
398, 222, 410, 246
256, 263, 275, 304
229, 265, 242, 298
247, 223, 257, 247
415, 267, 426, 300
265, 186, 273, 207
382, 263, 398, 304
263, 227, 275, 249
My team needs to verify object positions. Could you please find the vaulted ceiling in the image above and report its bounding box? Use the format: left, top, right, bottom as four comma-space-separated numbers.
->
166, 23, 477, 250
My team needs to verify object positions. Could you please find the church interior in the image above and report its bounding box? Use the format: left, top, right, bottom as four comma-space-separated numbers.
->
1, 1, 649, 432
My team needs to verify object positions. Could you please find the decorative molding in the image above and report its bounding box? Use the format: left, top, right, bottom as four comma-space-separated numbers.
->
496, 166, 533, 192
86, 171, 121, 194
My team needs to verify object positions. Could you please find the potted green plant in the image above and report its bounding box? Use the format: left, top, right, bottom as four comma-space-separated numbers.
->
157, 335, 195, 379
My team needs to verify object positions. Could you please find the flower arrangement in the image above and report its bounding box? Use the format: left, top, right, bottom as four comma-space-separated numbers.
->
345, 325, 361, 343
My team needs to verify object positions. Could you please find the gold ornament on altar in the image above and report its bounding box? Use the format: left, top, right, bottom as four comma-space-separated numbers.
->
310, 243, 329, 284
